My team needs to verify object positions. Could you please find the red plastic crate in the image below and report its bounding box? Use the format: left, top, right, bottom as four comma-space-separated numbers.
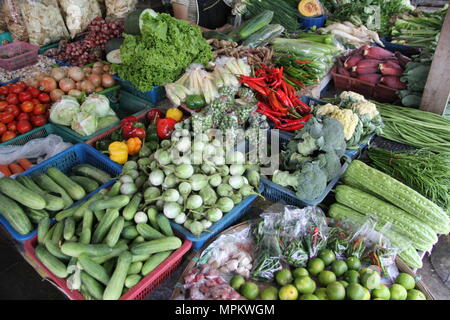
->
23, 235, 192, 300
0, 42, 39, 71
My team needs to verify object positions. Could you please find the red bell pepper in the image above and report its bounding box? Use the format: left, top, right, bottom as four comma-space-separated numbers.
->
157, 118, 177, 140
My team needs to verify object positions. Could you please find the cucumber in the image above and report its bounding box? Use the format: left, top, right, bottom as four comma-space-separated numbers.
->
80, 209, 94, 244
42, 224, 56, 244
107, 181, 122, 197
123, 193, 142, 221
132, 253, 151, 263
103, 251, 133, 300
141, 251, 172, 276
55, 206, 77, 222
61, 242, 115, 258
33, 173, 73, 208
156, 214, 173, 237
136, 223, 165, 240
127, 261, 143, 275
146, 207, 159, 230
125, 274, 142, 289
131, 237, 182, 256
70, 176, 100, 193
80, 271, 105, 300
73, 193, 103, 221
90, 195, 130, 212
94, 210, 105, 222
51, 221, 64, 245
90, 242, 128, 264
25, 208, 49, 225
78, 254, 111, 285
105, 217, 125, 248
103, 258, 116, 276
44, 238, 71, 261
92, 209, 120, 244
35, 245, 68, 278
242, 24, 285, 48
47, 168, 86, 201
71, 164, 112, 185
16, 175, 65, 211
238, 10, 274, 40
121, 225, 139, 240
38, 217, 51, 244
63, 217, 76, 241
0, 177, 46, 210
132, 236, 146, 245
0, 193, 33, 235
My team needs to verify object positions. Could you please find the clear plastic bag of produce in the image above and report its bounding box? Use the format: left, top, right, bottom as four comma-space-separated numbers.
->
105, 0, 137, 20
59, 0, 102, 39
19, 0, 69, 46
301, 206, 330, 259
2, 0, 28, 41
0, 134, 72, 169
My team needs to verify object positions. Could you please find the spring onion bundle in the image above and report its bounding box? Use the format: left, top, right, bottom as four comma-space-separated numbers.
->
375, 102, 450, 153
368, 148, 450, 211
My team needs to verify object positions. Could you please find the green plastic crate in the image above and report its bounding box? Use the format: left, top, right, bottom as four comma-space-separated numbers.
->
38, 42, 59, 55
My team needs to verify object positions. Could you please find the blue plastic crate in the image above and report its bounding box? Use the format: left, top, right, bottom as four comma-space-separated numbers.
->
171, 185, 264, 251
0, 143, 122, 241
0, 78, 19, 86
112, 74, 166, 104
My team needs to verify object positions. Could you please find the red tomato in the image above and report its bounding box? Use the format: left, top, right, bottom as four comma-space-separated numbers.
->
7, 121, 17, 132
28, 87, 41, 98
0, 86, 8, 96
0, 123, 6, 135
6, 104, 20, 117
20, 101, 34, 113
17, 113, 30, 121
19, 91, 32, 103
9, 85, 24, 94
0, 112, 14, 124
38, 93, 50, 103
31, 115, 47, 127
0, 101, 7, 112
17, 120, 32, 134
1, 131, 16, 142
16, 81, 27, 89
31, 98, 40, 105
33, 103, 46, 115
6, 93, 19, 105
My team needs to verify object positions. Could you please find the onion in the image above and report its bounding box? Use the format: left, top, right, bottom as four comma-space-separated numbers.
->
36, 73, 48, 81
80, 80, 95, 93
59, 78, 76, 93
92, 66, 103, 75
95, 87, 104, 92
50, 89, 64, 102
25, 77, 40, 88
68, 67, 85, 82
87, 74, 102, 87
51, 68, 67, 81
39, 77, 57, 92
76, 81, 83, 91
93, 61, 104, 69
68, 89, 82, 98
101, 74, 115, 88
83, 67, 92, 74
103, 65, 111, 73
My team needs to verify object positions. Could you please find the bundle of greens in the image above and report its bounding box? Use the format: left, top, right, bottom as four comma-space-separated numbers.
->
112, 10, 213, 92
368, 147, 450, 211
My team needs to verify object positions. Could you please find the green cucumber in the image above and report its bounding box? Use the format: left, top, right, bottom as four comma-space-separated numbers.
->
141, 251, 172, 276
125, 274, 142, 289
156, 214, 173, 237
131, 237, 182, 256
122, 225, 139, 240
80, 271, 104, 300
0, 193, 32, 235
33, 173, 73, 208
123, 193, 142, 221
107, 182, 122, 197
70, 176, 100, 193
132, 236, 146, 245
131, 254, 151, 263
90, 195, 130, 212
136, 223, 165, 240
63, 217, 76, 241
94, 210, 105, 221
37, 217, 51, 244
80, 209, 94, 244
47, 168, 86, 201
26, 208, 49, 225
44, 238, 71, 261
51, 221, 64, 245
92, 209, 120, 244
35, 245, 68, 278
127, 261, 143, 275
103, 251, 132, 300
0, 177, 46, 210
73, 193, 103, 220
71, 164, 112, 185
78, 254, 111, 285
61, 242, 115, 258
103, 258, 116, 276
238, 10, 274, 40
16, 175, 65, 211
91, 242, 128, 264
55, 206, 77, 222
146, 207, 159, 230
242, 24, 285, 48
105, 217, 125, 247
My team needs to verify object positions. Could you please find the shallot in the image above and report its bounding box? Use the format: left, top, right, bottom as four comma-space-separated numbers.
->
101, 74, 115, 88
50, 89, 64, 102
51, 68, 67, 81
68, 67, 85, 82
59, 78, 76, 93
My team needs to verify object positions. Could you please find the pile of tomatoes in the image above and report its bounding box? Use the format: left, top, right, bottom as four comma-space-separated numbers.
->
0, 81, 51, 142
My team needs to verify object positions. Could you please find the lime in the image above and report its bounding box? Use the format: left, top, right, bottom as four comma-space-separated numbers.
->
372, 284, 391, 300
360, 267, 371, 277
344, 270, 360, 284
361, 269, 381, 290
395, 273, 416, 290
299, 294, 319, 300
326, 282, 346, 300
314, 288, 328, 300
318, 270, 337, 286
362, 287, 371, 300
279, 284, 298, 300
407, 289, 427, 300
318, 249, 336, 266
240, 282, 259, 300
346, 283, 366, 300
261, 286, 278, 300
230, 275, 245, 291
346, 257, 361, 270
331, 260, 348, 277
390, 284, 407, 300
275, 269, 293, 286
293, 267, 309, 278
294, 276, 316, 294
308, 258, 325, 276
339, 280, 349, 288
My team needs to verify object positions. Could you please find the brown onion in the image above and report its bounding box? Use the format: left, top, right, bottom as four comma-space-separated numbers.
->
93, 61, 104, 69
68, 89, 82, 99
83, 67, 92, 74
76, 81, 83, 91
102, 65, 111, 73
95, 87, 105, 92
50, 89, 64, 102
39, 77, 57, 92
92, 66, 103, 75
68, 67, 85, 82
25, 77, 40, 88
51, 68, 67, 82
80, 80, 95, 93
36, 73, 48, 81
59, 78, 76, 93
87, 74, 102, 87
101, 74, 115, 88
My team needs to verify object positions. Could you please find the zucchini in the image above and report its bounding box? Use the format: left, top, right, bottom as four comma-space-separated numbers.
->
141, 251, 172, 276
123, 193, 142, 221
0, 177, 46, 210
16, 175, 65, 211
80, 209, 94, 245
242, 24, 285, 48
78, 254, 111, 285
71, 164, 113, 185
107, 181, 122, 197
127, 261, 143, 275
51, 221, 64, 245
91, 242, 129, 264
37, 217, 51, 244
125, 274, 142, 289
90, 195, 130, 212
105, 217, 125, 247
136, 223, 165, 240
238, 10, 274, 40
33, 173, 73, 208
121, 225, 139, 240
35, 245, 68, 278
61, 242, 115, 258
103, 251, 132, 300
63, 217, 76, 241
47, 168, 86, 201
131, 237, 182, 256
25, 208, 49, 224
156, 214, 173, 237
92, 209, 120, 244
70, 176, 100, 193
44, 238, 71, 261
0, 193, 32, 235
80, 271, 105, 300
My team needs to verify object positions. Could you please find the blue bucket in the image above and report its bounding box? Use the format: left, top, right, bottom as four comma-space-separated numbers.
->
298, 15, 326, 30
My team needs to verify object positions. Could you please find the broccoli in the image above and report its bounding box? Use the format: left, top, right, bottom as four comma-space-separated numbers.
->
295, 162, 328, 202
317, 150, 342, 181
272, 170, 301, 191
297, 132, 323, 156
320, 116, 347, 157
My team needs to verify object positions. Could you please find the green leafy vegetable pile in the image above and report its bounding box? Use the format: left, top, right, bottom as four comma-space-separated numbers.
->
113, 11, 214, 92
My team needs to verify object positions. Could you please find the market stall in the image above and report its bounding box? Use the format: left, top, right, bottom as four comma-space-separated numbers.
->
0, 0, 449, 301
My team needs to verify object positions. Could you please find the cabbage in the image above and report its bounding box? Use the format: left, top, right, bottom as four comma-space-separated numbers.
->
80, 94, 116, 117
71, 112, 98, 136
50, 96, 80, 126
97, 115, 120, 130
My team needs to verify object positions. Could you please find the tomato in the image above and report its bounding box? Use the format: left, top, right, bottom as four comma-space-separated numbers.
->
7, 121, 17, 132
38, 93, 50, 103
6, 104, 20, 117
16, 81, 27, 89
0, 112, 14, 124
9, 85, 24, 94
33, 103, 46, 115
0, 101, 8, 112
20, 101, 34, 113
17, 120, 32, 134
1, 131, 16, 142
6, 93, 19, 105
0, 86, 8, 96
31, 115, 47, 127
28, 87, 41, 98
17, 113, 30, 121
31, 98, 40, 105
19, 91, 32, 103
0, 123, 6, 135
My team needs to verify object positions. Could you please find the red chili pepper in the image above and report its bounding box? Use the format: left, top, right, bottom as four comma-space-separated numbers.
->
295, 60, 313, 64
259, 111, 281, 125
268, 92, 287, 112
285, 75, 305, 89
244, 81, 269, 96
275, 123, 305, 131
276, 89, 293, 107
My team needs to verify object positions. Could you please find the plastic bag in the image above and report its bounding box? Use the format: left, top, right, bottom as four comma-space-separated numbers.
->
59, 0, 102, 39
19, 0, 69, 46
2, 0, 28, 41
302, 206, 330, 258
0, 134, 72, 168
105, 0, 137, 20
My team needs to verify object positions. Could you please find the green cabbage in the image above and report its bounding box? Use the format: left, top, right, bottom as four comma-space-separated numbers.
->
80, 94, 115, 117
71, 112, 98, 137
50, 96, 80, 126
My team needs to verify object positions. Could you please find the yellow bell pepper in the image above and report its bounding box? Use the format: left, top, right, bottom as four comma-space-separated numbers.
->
166, 108, 183, 122
127, 137, 142, 155
109, 141, 128, 164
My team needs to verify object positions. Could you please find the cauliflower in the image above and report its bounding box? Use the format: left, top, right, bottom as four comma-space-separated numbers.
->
316, 103, 340, 117
339, 91, 366, 107
324, 108, 359, 141
350, 101, 379, 120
